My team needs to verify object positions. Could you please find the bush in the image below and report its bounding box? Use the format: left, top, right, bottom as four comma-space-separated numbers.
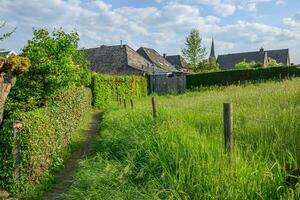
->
0, 87, 92, 194
6, 29, 91, 113
92, 74, 148, 108
187, 66, 300, 88
235, 60, 262, 69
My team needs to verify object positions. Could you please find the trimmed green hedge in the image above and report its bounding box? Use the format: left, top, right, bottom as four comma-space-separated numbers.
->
187, 66, 300, 88
92, 74, 148, 108
0, 87, 92, 193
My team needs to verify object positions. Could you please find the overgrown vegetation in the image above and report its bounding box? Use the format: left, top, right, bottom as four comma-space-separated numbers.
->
62, 78, 300, 199
92, 74, 147, 108
5, 29, 91, 114
235, 60, 263, 69
0, 87, 92, 197
187, 66, 300, 88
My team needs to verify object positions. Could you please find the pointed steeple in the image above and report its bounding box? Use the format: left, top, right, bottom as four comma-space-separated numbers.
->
210, 37, 215, 59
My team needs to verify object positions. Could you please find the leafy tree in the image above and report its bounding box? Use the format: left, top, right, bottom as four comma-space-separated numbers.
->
6, 28, 91, 112
182, 29, 207, 70
235, 60, 262, 70
268, 58, 283, 67
206, 57, 220, 71
0, 55, 30, 125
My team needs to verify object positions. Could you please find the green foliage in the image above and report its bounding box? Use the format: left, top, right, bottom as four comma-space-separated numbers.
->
187, 66, 300, 88
182, 29, 207, 70
235, 60, 263, 70
92, 74, 148, 108
62, 79, 300, 199
6, 28, 91, 112
268, 58, 284, 67
0, 87, 92, 195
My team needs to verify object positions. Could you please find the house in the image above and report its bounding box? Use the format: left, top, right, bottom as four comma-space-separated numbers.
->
0, 50, 17, 58
136, 47, 178, 73
217, 48, 269, 70
85, 44, 166, 76
165, 55, 188, 72
216, 48, 291, 71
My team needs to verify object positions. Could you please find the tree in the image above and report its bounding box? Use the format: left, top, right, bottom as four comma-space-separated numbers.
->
268, 58, 283, 67
182, 29, 207, 70
6, 28, 91, 112
206, 57, 220, 71
235, 60, 262, 70
0, 55, 30, 125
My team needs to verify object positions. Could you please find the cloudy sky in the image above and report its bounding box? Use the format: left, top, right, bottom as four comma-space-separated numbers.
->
1, 0, 300, 63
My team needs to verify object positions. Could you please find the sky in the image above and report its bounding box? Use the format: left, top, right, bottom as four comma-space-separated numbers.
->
0, 0, 300, 64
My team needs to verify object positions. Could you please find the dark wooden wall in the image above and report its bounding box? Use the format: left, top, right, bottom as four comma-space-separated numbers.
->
148, 73, 186, 94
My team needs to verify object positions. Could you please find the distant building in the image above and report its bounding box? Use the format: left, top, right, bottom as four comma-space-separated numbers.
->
209, 37, 216, 59
209, 38, 291, 70
165, 55, 188, 72
85, 44, 166, 76
0, 50, 17, 58
217, 48, 290, 70
136, 47, 178, 73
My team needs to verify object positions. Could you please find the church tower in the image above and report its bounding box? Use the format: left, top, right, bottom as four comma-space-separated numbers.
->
209, 37, 215, 59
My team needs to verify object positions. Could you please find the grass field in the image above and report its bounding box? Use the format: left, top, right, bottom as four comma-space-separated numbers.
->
61, 78, 300, 200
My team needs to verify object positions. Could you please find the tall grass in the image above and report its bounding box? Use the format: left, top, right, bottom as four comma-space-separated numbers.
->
62, 78, 300, 200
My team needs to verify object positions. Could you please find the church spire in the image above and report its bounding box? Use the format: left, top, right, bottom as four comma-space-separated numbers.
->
210, 36, 215, 59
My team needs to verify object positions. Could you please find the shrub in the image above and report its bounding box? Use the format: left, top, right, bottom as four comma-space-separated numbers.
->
0, 87, 92, 194
235, 60, 262, 69
92, 74, 148, 108
6, 29, 91, 113
186, 66, 300, 88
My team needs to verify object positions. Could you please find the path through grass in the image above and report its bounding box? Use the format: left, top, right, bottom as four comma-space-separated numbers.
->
62, 79, 300, 200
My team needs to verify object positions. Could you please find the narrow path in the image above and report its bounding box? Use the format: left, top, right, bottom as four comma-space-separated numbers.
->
43, 111, 102, 200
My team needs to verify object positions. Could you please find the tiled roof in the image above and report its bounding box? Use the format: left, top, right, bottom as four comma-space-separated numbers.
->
137, 47, 178, 72
165, 55, 188, 70
84, 45, 166, 75
217, 48, 290, 70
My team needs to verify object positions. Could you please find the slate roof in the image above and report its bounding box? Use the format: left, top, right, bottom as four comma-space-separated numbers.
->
137, 47, 178, 72
266, 49, 290, 65
85, 45, 166, 75
165, 55, 188, 71
217, 48, 290, 70
217, 51, 266, 70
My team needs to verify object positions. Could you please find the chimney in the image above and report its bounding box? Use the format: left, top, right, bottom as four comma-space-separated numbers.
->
163, 53, 166, 58
259, 47, 264, 53
120, 40, 123, 48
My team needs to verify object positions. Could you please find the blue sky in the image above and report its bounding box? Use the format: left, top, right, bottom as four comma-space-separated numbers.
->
1, 0, 300, 63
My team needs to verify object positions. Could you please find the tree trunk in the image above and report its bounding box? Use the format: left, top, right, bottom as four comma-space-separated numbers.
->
0, 70, 16, 125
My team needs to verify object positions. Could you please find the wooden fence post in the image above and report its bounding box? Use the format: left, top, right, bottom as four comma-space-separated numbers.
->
152, 97, 157, 118
223, 103, 233, 154
13, 121, 22, 179
119, 97, 122, 105
130, 99, 133, 110
123, 99, 126, 109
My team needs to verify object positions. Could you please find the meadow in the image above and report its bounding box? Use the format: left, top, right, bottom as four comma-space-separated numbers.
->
61, 78, 300, 200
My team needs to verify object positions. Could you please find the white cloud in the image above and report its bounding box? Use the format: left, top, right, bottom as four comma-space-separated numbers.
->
275, 0, 286, 5
0, 0, 299, 64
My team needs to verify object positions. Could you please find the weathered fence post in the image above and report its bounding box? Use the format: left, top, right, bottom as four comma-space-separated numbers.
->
119, 97, 122, 105
123, 99, 126, 109
223, 103, 233, 154
13, 121, 22, 179
130, 99, 133, 110
152, 97, 157, 118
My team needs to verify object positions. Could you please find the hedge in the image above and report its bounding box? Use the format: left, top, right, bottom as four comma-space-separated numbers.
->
187, 66, 300, 88
0, 87, 92, 193
92, 74, 148, 108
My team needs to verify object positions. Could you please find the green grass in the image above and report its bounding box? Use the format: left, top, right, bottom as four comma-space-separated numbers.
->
61, 78, 300, 200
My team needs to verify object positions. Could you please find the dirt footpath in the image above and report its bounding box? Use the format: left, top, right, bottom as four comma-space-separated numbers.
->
43, 111, 102, 200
